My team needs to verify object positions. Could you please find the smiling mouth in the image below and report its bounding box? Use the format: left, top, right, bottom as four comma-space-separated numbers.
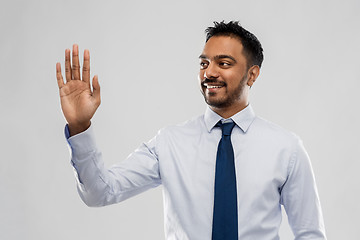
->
203, 82, 225, 89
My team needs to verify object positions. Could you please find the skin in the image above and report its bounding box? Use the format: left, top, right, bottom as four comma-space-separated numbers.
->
56, 44, 101, 136
199, 36, 260, 119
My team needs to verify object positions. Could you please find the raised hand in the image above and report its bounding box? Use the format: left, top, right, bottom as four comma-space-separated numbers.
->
56, 44, 101, 136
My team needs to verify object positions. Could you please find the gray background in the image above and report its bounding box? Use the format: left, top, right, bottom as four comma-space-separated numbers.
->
1, 0, 359, 239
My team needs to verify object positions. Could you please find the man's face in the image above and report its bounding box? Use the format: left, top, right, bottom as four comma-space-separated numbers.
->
199, 36, 250, 110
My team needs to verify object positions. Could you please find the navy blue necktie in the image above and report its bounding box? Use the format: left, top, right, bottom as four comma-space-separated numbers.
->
212, 121, 238, 240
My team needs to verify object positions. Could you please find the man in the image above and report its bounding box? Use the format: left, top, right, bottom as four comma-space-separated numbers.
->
56, 21, 327, 239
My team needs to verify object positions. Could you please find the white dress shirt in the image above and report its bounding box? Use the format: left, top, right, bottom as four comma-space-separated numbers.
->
66, 105, 326, 239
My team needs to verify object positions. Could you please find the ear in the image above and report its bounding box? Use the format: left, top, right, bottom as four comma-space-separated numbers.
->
246, 65, 260, 87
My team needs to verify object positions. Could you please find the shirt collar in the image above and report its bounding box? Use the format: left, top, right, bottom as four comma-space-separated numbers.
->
204, 104, 256, 133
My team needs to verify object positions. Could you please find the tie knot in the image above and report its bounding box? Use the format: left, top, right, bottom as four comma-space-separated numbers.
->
217, 121, 235, 136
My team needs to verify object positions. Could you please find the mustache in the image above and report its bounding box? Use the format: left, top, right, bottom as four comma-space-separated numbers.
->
202, 78, 226, 86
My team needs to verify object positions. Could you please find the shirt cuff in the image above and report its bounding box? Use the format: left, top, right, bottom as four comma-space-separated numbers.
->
64, 123, 97, 159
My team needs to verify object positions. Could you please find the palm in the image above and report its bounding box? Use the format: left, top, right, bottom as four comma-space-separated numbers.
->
60, 80, 96, 125
56, 45, 101, 135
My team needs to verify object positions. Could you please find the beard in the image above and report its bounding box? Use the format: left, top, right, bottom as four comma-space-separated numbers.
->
201, 75, 248, 109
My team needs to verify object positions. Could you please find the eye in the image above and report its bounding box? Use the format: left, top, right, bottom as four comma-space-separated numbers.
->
200, 61, 209, 69
219, 62, 231, 68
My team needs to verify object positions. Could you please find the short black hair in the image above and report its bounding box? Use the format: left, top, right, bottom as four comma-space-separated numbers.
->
205, 21, 264, 68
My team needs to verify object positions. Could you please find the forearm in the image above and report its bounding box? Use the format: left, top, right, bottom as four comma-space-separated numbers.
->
65, 124, 162, 207
66, 124, 112, 206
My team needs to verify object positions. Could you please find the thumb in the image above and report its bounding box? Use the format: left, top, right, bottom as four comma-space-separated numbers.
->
92, 75, 101, 105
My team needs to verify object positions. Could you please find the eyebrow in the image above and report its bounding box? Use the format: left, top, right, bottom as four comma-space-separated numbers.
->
198, 54, 237, 63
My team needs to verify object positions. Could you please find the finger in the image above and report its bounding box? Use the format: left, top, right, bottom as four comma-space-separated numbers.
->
92, 75, 101, 105
65, 49, 72, 82
56, 62, 65, 88
72, 44, 81, 80
82, 49, 90, 86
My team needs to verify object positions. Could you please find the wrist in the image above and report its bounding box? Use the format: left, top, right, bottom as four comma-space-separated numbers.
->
68, 121, 91, 136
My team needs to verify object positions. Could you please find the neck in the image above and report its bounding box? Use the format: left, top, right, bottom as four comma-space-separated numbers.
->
210, 102, 249, 119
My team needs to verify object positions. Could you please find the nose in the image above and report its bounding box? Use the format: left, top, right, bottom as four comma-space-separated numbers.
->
203, 62, 219, 79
